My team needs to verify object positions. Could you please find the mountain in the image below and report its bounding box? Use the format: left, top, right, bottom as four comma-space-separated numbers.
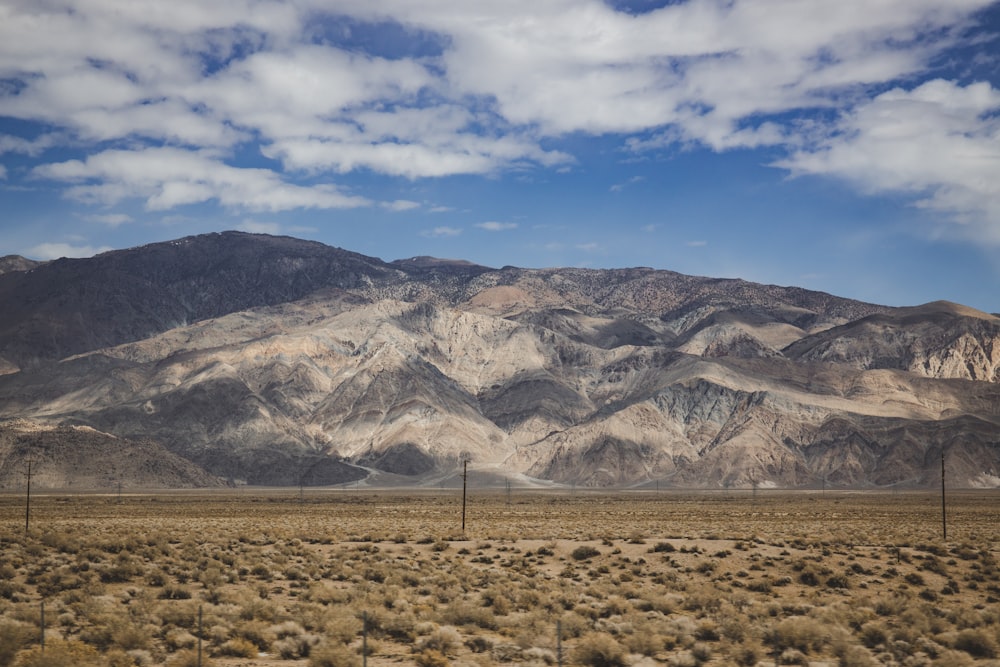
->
0, 419, 223, 489
0, 255, 43, 275
0, 231, 996, 489
784, 301, 1000, 382
0, 233, 400, 369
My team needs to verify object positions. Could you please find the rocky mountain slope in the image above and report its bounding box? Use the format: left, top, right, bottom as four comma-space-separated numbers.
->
0, 255, 42, 275
0, 232, 997, 489
0, 419, 223, 489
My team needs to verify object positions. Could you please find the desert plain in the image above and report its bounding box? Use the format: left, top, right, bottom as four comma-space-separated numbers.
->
1, 489, 998, 667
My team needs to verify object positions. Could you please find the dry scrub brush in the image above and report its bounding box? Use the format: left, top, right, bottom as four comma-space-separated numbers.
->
0, 491, 997, 666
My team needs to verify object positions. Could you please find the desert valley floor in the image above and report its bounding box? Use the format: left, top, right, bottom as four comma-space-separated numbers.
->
1, 490, 998, 666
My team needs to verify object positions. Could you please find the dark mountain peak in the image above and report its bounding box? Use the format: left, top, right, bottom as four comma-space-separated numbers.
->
0, 232, 897, 370
0, 232, 403, 367
109, 230, 387, 273
391, 255, 494, 274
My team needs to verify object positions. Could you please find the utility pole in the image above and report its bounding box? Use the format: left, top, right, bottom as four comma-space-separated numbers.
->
941, 450, 947, 541
197, 606, 203, 667
461, 459, 468, 532
362, 611, 368, 667
24, 454, 34, 535
557, 620, 562, 667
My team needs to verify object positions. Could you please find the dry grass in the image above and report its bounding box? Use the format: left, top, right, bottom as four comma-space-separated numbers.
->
0, 489, 998, 666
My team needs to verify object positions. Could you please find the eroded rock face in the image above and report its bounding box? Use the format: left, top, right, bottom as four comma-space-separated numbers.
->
0, 232, 997, 488
784, 302, 1000, 382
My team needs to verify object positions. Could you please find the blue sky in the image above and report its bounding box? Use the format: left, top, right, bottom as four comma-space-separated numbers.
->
1, 0, 999, 311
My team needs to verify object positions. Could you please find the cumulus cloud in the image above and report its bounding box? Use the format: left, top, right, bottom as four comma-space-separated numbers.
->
776, 80, 1000, 238
263, 126, 569, 179
27, 242, 114, 260
0, 1, 570, 212
1, 0, 998, 237
382, 200, 421, 212
0, 133, 61, 157
476, 221, 518, 231
407, 0, 990, 140
33, 147, 369, 212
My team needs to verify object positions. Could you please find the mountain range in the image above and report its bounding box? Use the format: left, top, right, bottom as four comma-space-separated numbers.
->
0, 231, 997, 489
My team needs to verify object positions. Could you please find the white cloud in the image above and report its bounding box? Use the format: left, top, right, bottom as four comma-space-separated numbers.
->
73, 100, 243, 147
84, 213, 133, 227
0, 164, 6, 180
421, 226, 462, 238
776, 80, 1000, 239
611, 175, 645, 192
263, 129, 570, 179
0, 133, 61, 157
686, 240, 708, 247
382, 200, 421, 212
476, 221, 518, 231
27, 242, 114, 260
1, 0, 998, 241
203, 47, 571, 178
576, 242, 601, 252
33, 147, 370, 212
404, 0, 990, 141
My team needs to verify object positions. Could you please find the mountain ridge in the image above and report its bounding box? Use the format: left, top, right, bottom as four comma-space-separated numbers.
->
0, 232, 996, 489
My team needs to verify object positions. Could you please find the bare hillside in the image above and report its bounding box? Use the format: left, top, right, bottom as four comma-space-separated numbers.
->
0, 232, 997, 488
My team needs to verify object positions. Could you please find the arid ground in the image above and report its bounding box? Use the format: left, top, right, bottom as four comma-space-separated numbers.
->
1, 490, 998, 666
